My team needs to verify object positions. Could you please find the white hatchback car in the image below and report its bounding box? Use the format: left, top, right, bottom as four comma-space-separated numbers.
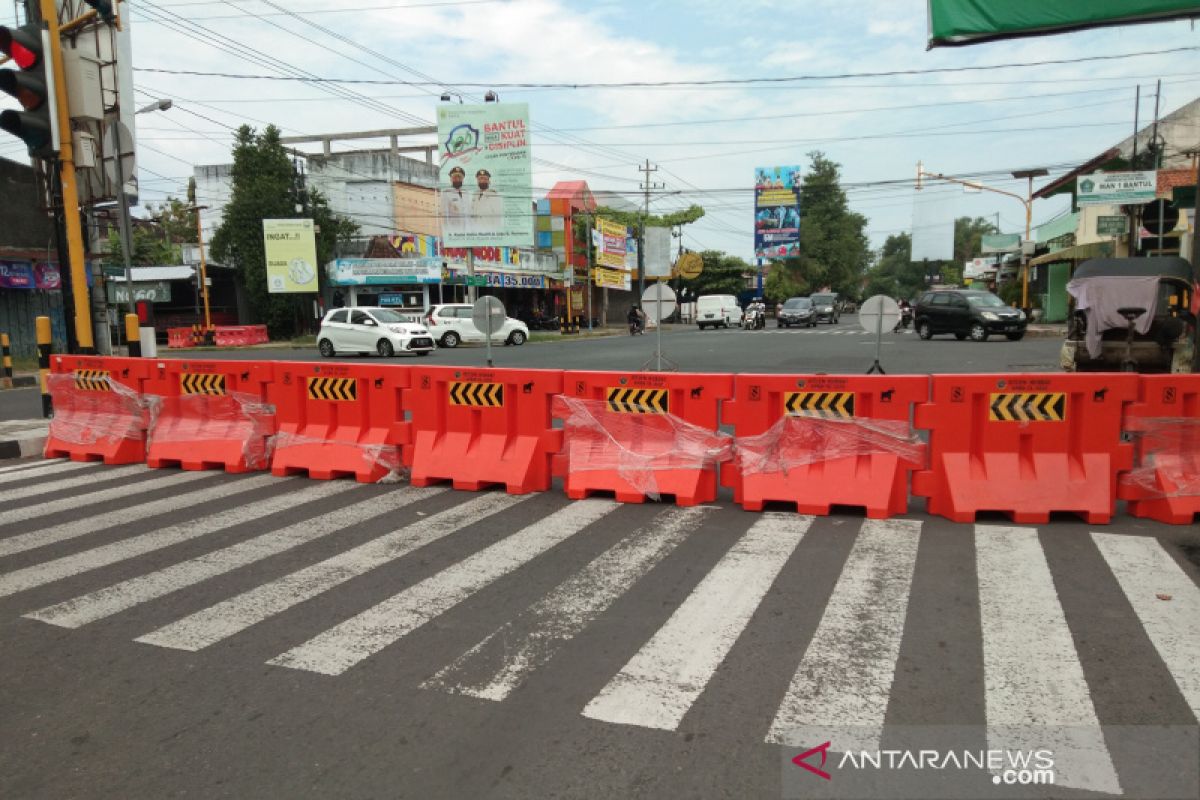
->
423, 303, 529, 348
317, 307, 436, 357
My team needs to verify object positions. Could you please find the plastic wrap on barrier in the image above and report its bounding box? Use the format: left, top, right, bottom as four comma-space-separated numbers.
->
146, 391, 276, 472
554, 395, 733, 501
46, 371, 147, 447
736, 414, 925, 476
271, 430, 406, 483
1121, 417, 1200, 499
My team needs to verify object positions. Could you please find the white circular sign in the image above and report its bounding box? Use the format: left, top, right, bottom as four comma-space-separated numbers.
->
859, 294, 901, 334
640, 283, 677, 324
471, 295, 507, 335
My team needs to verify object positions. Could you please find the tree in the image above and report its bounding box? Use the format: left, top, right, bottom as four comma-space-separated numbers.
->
210, 125, 358, 336
764, 256, 808, 302
678, 250, 750, 297
147, 195, 198, 247
790, 152, 871, 298
864, 232, 925, 301
106, 224, 174, 267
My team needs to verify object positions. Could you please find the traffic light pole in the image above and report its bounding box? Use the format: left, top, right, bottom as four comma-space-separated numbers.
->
40, 0, 94, 353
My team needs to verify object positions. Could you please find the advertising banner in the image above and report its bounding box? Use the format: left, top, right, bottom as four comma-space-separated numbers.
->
595, 218, 628, 268
593, 266, 632, 291
262, 219, 319, 293
437, 102, 533, 247
643, 227, 673, 278
928, 0, 1200, 47
326, 258, 442, 286
754, 165, 802, 259
1077, 171, 1157, 207
0, 260, 61, 290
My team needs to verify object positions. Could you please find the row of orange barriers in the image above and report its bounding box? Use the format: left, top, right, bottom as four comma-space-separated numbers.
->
41, 356, 1200, 525
167, 325, 269, 348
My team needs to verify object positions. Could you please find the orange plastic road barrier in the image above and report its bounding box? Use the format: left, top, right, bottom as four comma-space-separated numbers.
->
553, 371, 733, 505
268, 362, 409, 482
142, 360, 276, 473
723, 374, 928, 518
1118, 375, 1200, 524
405, 366, 561, 493
212, 325, 269, 347
43, 356, 151, 464
167, 328, 194, 349
912, 374, 1138, 524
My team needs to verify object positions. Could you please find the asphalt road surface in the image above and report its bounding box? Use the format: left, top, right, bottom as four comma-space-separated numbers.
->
0, 460, 1197, 799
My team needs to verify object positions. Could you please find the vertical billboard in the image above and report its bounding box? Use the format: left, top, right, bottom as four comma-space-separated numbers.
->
437, 102, 533, 248
754, 166, 802, 260
262, 219, 318, 293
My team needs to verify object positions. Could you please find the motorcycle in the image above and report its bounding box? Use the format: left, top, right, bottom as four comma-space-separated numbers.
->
629, 316, 646, 335
894, 306, 913, 331
744, 305, 766, 331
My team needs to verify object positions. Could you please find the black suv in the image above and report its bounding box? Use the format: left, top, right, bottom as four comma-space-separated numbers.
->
913, 289, 1027, 342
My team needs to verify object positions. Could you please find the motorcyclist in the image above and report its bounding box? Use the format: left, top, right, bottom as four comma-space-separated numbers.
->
628, 304, 645, 335
896, 298, 913, 330
746, 298, 766, 330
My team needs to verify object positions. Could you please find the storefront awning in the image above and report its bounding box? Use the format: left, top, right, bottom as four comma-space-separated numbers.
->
1028, 241, 1115, 267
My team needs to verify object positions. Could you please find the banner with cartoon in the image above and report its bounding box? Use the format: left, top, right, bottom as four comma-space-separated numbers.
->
262, 219, 319, 293
754, 165, 802, 260
437, 102, 533, 248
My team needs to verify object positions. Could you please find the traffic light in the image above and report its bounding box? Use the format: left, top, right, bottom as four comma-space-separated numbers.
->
82, 0, 116, 24
0, 22, 57, 158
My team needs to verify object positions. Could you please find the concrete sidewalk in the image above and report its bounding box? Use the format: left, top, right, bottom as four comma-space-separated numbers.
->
0, 418, 48, 460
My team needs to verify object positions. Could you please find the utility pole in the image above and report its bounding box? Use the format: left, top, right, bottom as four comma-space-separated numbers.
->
1129, 85, 1141, 256
638, 159, 659, 299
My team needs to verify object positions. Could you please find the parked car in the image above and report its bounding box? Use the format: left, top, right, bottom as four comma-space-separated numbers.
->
423, 302, 529, 348
914, 289, 1026, 342
696, 294, 742, 330
777, 297, 817, 328
1061, 256, 1197, 373
317, 307, 435, 357
809, 292, 841, 324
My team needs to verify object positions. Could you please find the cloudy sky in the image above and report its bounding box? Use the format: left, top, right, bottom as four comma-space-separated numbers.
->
3, 0, 1199, 260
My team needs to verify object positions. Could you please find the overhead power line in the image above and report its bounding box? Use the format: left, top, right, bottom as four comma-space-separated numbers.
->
134, 46, 1200, 87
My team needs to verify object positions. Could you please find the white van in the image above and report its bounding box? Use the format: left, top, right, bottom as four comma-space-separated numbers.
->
696, 295, 741, 330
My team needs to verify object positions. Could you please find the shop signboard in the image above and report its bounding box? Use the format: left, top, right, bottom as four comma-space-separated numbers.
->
754, 165, 802, 259
1077, 171, 1157, 207
262, 219, 319, 293
482, 272, 546, 289
0, 260, 62, 289
593, 267, 632, 291
595, 218, 628, 268
437, 102, 533, 247
1096, 215, 1130, 236
107, 280, 171, 304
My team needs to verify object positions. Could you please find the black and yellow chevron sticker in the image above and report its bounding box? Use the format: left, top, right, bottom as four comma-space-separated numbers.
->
606, 387, 669, 414
180, 373, 226, 396
785, 391, 855, 419
449, 381, 504, 407
989, 392, 1066, 422
73, 369, 111, 391
307, 376, 357, 401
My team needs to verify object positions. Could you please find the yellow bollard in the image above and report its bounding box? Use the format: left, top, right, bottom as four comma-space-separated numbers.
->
1, 332, 12, 389
36, 316, 52, 418
125, 314, 141, 358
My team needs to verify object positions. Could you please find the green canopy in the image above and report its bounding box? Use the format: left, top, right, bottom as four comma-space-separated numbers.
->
928, 0, 1200, 47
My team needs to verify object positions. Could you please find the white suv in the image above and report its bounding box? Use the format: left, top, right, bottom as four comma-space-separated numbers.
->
317, 307, 435, 357
423, 303, 529, 348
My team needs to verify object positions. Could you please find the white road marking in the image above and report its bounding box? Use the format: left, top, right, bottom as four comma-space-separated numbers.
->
0, 473, 269, 557
976, 525, 1121, 794
135, 493, 527, 651
424, 506, 711, 701
269, 499, 618, 676
8, 480, 353, 604
766, 519, 921, 751
1093, 532, 1200, 721
0, 463, 148, 507
582, 513, 810, 731
0, 459, 100, 482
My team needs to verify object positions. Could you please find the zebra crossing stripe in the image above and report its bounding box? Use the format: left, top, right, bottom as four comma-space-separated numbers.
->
0, 472, 258, 559
0, 459, 101, 484
766, 519, 920, 750
268, 498, 618, 676
135, 493, 527, 652
976, 526, 1121, 794
424, 506, 711, 701
23, 480, 358, 625
582, 513, 811, 731
1093, 533, 1200, 722
30, 482, 448, 633
0, 463, 146, 506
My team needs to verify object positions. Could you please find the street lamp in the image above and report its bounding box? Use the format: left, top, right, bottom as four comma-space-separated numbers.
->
439, 92, 462, 103
917, 162, 1048, 308
484, 90, 499, 103
114, 98, 173, 320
